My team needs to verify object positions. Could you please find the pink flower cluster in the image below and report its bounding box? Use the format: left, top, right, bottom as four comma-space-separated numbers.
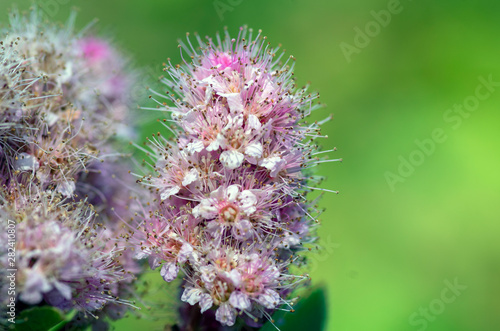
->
134, 27, 337, 327
0, 10, 139, 327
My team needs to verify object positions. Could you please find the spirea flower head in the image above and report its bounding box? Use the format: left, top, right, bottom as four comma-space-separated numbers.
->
0, 8, 140, 327
134, 27, 339, 328
0, 189, 135, 313
0, 9, 134, 195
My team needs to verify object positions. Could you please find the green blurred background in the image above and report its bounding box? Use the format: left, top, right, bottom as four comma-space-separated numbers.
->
2, 0, 499, 330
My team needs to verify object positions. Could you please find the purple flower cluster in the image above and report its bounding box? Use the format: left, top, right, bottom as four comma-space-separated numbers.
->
0, 192, 134, 312
0, 9, 139, 325
133, 27, 337, 327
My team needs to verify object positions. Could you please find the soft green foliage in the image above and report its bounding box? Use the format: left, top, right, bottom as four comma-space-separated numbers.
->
1, 1, 499, 330
261, 287, 327, 331
14, 306, 75, 331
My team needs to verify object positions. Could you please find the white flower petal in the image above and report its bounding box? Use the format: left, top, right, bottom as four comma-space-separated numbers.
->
239, 190, 257, 213
209, 186, 223, 198
160, 186, 180, 200
221, 92, 244, 113
215, 302, 236, 326
181, 287, 203, 305
258, 156, 281, 170
244, 142, 263, 159
220, 150, 244, 169
206, 139, 220, 151
202, 75, 222, 90
226, 185, 240, 202
53, 281, 72, 300
57, 181, 75, 197
224, 114, 244, 131
258, 79, 276, 103
19, 290, 43, 305
204, 86, 214, 104
268, 266, 280, 280
200, 265, 216, 283
184, 110, 198, 123
46, 112, 59, 126
178, 243, 194, 264
257, 289, 281, 309
233, 219, 253, 239
182, 168, 200, 186
259, 156, 286, 177
193, 200, 218, 219
185, 140, 204, 154
216, 132, 227, 149
148, 255, 161, 270
14, 153, 39, 171
282, 234, 301, 247
224, 269, 241, 287
229, 291, 251, 310
233, 114, 244, 128
247, 114, 261, 130
206, 221, 222, 237
199, 293, 214, 313
189, 250, 201, 264
134, 250, 149, 260
160, 262, 179, 282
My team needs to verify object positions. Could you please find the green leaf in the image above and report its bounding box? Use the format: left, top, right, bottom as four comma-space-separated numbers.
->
48, 310, 77, 331
260, 287, 327, 331
14, 306, 73, 331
